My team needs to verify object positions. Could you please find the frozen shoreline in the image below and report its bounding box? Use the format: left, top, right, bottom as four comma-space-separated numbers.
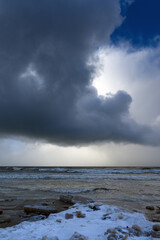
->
0, 201, 159, 240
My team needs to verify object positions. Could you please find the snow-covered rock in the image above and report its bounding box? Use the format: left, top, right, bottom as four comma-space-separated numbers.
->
0, 202, 158, 240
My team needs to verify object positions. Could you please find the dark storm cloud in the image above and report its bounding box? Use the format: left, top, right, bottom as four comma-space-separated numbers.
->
0, 0, 157, 145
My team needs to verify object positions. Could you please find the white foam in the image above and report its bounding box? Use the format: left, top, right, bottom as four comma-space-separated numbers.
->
0, 172, 160, 181
0, 203, 156, 240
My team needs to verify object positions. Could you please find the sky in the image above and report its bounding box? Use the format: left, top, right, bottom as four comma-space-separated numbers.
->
0, 0, 160, 166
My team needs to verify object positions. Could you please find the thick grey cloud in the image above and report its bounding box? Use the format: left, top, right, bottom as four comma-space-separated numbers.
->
0, 0, 157, 145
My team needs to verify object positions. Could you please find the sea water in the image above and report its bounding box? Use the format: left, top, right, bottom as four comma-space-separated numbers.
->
0, 167, 159, 212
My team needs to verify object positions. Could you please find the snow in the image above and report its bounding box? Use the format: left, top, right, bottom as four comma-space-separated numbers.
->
0, 203, 157, 240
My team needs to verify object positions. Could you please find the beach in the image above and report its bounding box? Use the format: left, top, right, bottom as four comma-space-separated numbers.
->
0, 167, 160, 239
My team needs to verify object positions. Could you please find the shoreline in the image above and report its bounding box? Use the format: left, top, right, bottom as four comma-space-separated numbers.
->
0, 196, 160, 239
0, 195, 160, 229
0, 195, 92, 228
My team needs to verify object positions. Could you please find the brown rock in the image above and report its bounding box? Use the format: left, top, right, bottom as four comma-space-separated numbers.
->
146, 205, 155, 210
122, 234, 129, 240
42, 236, 59, 240
69, 232, 88, 240
107, 233, 117, 240
88, 204, 100, 211
152, 217, 160, 222
42, 236, 47, 240
104, 229, 117, 235
153, 224, 160, 231
118, 214, 123, 219
65, 213, 74, 219
132, 224, 142, 232
24, 205, 57, 215
42, 202, 49, 206
76, 211, 86, 218
151, 231, 160, 238
0, 214, 11, 223
4, 198, 13, 202
59, 195, 74, 204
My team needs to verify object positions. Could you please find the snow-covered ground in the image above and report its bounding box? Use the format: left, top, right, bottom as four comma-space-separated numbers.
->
0, 202, 158, 240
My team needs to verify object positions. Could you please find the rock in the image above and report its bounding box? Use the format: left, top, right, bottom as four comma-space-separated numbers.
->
76, 211, 85, 218
151, 231, 160, 238
69, 232, 88, 240
88, 203, 100, 211
152, 217, 160, 222
56, 219, 62, 223
4, 198, 13, 202
59, 195, 74, 204
105, 229, 117, 234
122, 234, 129, 240
41, 236, 47, 240
24, 205, 57, 215
65, 213, 74, 219
143, 231, 151, 237
156, 209, 160, 214
93, 187, 108, 191
42, 202, 49, 206
0, 214, 11, 223
102, 213, 111, 220
153, 224, 160, 231
42, 236, 59, 240
0, 210, 3, 214
132, 224, 142, 232
146, 205, 155, 210
118, 214, 123, 219
107, 233, 117, 240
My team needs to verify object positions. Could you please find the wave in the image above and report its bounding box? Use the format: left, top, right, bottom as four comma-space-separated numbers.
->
66, 168, 160, 175
50, 187, 109, 194
0, 172, 160, 181
38, 167, 68, 173
1, 167, 160, 175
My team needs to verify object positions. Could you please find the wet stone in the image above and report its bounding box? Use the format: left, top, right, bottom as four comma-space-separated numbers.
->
153, 224, 160, 231
5, 198, 13, 202
0, 214, 11, 224
146, 205, 155, 210
152, 217, 160, 222
42, 202, 49, 206
24, 205, 57, 215
59, 195, 74, 204
65, 213, 74, 219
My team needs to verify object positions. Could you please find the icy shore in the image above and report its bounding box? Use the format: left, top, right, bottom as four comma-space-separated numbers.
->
0, 202, 159, 240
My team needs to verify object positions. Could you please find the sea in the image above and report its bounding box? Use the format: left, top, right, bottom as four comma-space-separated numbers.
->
0, 167, 160, 212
